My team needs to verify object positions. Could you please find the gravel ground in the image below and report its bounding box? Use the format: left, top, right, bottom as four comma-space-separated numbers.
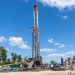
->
0, 70, 75, 75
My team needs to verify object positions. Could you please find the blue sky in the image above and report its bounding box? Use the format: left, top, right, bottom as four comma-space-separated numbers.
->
0, 0, 75, 63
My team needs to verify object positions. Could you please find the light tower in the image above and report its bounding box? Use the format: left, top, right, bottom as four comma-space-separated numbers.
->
32, 4, 40, 64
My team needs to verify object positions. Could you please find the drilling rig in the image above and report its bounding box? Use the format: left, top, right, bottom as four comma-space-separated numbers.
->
31, 4, 41, 66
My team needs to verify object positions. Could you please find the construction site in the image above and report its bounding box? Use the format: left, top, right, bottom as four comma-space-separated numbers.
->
0, 1, 75, 75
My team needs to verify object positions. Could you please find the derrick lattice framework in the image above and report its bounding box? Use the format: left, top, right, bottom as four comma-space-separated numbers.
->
32, 4, 40, 62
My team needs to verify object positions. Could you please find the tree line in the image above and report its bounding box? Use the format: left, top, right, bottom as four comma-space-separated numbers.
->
0, 46, 75, 65
0, 46, 24, 65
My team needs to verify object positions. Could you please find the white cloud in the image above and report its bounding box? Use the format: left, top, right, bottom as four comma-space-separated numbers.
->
40, 48, 56, 52
65, 51, 75, 55
48, 53, 64, 57
48, 51, 75, 57
58, 44, 65, 48
61, 15, 68, 19
48, 38, 55, 44
48, 38, 65, 48
0, 36, 7, 43
9, 37, 30, 50
39, 0, 75, 10
54, 43, 60, 46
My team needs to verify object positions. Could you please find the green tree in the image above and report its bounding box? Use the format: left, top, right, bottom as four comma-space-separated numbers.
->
0, 46, 7, 64
17, 55, 22, 62
7, 58, 11, 64
67, 57, 71, 63
11, 52, 17, 63
50, 60, 57, 65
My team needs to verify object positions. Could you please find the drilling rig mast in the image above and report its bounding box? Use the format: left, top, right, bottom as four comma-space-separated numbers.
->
31, 4, 40, 64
